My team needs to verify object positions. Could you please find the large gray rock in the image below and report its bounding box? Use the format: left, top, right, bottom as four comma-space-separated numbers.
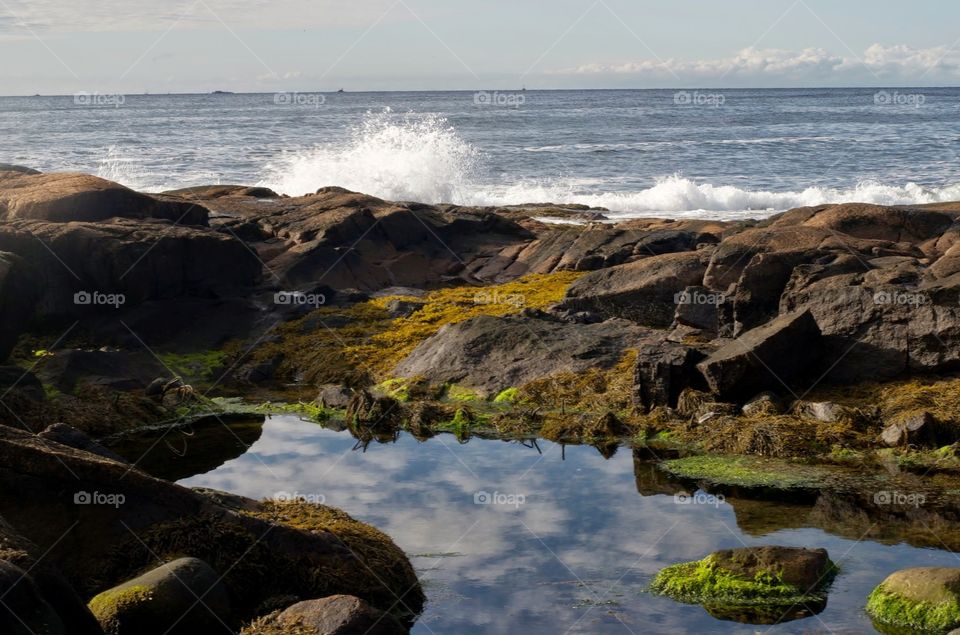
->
559, 251, 708, 327
0, 251, 37, 360
696, 310, 822, 400
393, 314, 652, 397
88, 557, 230, 635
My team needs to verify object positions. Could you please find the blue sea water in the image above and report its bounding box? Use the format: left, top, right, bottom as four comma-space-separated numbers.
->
2, 87, 960, 219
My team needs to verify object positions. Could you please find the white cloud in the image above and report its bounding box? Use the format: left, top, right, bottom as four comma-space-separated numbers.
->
558, 44, 960, 83
0, 0, 401, 32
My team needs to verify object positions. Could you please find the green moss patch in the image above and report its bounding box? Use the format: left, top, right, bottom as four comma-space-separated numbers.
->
651, 553, 836, 619
659, 455, 834, 490
867, 585, 960, 633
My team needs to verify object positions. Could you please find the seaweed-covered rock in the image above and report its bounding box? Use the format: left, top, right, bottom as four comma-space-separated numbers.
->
652, 546, 835, 624
867, 567, 960, 633
88, 557, 230, 635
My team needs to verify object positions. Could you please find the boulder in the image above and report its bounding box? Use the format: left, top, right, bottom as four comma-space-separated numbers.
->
34, 350, 170, 394
672, 285, 723, 332
89, 557, 230, 635
867, 567, 960, 632
696, 310, 822, 400
267, 595, 406, 635
0, 172, 208, 225
559, 251, 707, 326
793, 401, 848, 423
707, 546, 832, 592
38, 423, 127, 462
392, 314, 652, 397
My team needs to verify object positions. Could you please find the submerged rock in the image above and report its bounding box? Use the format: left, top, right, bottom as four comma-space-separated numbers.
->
243, 595, 406, 635
867, 567, 960, 633
89, 557, 231, 635
652, 546, 835, 625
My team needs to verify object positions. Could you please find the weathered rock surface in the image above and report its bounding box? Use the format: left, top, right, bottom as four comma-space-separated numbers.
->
393, 314, 652, 397
0, 251, 37, 360
559, 251, 708, 326
0, 172, 208, 225
867, 567, 960, 632
697, 310, 821, 400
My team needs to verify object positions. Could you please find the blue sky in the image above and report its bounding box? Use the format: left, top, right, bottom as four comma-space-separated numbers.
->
1, 0, 959, 94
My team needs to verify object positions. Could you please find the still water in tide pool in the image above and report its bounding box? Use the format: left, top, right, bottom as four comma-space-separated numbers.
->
159, 416, 959, 634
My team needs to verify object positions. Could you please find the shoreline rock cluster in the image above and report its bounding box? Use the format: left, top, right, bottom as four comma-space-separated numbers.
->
4, 165, 960, 630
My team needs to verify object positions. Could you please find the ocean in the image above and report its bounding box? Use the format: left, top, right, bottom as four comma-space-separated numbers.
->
3, 87, 960, 220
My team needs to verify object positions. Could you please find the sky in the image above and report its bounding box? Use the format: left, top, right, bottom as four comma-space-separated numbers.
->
1, 0, 960, 94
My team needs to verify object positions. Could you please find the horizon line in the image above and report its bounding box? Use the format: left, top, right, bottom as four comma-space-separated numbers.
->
2, 84, 959, 98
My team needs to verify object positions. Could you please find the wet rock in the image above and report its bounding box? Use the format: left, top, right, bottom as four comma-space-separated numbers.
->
239, 353, 284, 384
559, 251, 707, 327
0, 171, 208, 225
867, 567, 960, 633
36, 350, 170, 394
89, 557, 231, 635
633, 340, 706, 412
741, 392, 784, 417
696, 310, 821, 401
316, 385, 354, 410
794, 203, 954, 244
0, 366, 45, 402
709, 546, 832, 592
272, 595, 405, 635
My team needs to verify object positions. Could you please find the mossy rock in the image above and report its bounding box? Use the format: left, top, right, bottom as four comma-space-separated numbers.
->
88, 557, 231, 635
651, 546, 836, 625
867, 568, 960, 633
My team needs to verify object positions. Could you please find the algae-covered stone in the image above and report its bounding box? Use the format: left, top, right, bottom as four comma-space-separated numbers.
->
652, 546, 836, 624
89, 557, 230, 635
866, 567, 960, 633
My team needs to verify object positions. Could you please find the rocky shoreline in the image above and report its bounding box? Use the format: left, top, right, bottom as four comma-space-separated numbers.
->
4, 165, 960, 631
